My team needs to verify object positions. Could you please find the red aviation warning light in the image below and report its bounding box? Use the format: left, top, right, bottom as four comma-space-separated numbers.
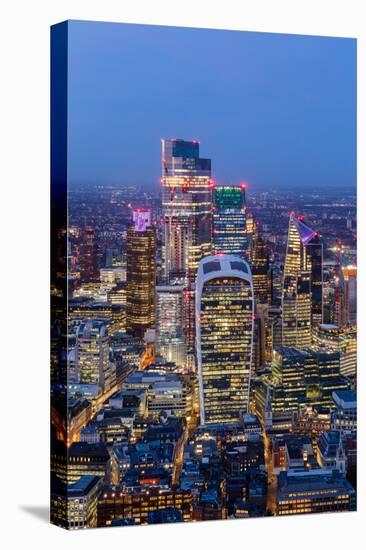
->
240, 182, 248, 190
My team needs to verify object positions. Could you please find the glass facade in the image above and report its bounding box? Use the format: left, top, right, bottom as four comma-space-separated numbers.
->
213, 186, 247, 257
282, 213, 323, 346
156, 285, 186, 368
196, 255, 254, 425
126, 210, 156, 337
161, 139, 213, 359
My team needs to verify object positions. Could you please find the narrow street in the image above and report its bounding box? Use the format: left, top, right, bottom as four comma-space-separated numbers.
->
172, 413, 199, 486
263, 431, 277, 515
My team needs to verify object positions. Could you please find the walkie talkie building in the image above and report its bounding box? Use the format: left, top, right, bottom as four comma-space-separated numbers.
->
196, 254, 254, 425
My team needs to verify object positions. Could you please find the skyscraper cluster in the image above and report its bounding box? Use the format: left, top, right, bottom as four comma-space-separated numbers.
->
51, 138, 357, 529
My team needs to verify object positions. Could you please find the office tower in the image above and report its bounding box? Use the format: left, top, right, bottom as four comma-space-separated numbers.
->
306, 347, 347, 407
251, 231, 269, 304
339, 326, 357, 380
196, 254, 254, 425
282, 270, 312, 347
272, 348, 307, 412
126, 209, 156, 338
341, 265, 357, 326
161, 139, 212, 283
76, 320, 110, 388
52, 440, 113, 483
79, 227, 99, 282
161, 139, 212, 361
253, 303, 270, 371
312, 323, 357, 381
156, 285, 186, 368
245, 211, 255, 260
69, 300, 126, 334
269, 263, 282, 307
277, 470, 356, 515
331, 390, 357, 433
282, 213, 323, 346
51, 474, 103, 529
313, 322, 341, 347
213, 185, 246, 256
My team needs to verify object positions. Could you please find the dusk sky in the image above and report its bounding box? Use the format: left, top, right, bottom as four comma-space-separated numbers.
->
67, 20, 356, 191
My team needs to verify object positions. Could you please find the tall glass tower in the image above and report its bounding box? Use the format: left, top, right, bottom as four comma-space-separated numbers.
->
126, 209, 156, 337
196, 254, 254, 425
156, 284, 186, 368
282, 213, 323, 347
161, 139, 212, 283
161, 139, 213, 364
213, 185, 247, 256
251, 231, 269, 304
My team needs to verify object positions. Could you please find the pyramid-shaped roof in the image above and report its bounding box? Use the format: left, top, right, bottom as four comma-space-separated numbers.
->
290, 213, 317, 244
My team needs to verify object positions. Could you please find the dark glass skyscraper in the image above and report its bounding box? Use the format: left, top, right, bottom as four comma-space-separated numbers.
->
251, 231, 269, 304
79, 227, 98, 282
161, 139, 213, 366
213, 185, 247, 256
126, 210, 156, 337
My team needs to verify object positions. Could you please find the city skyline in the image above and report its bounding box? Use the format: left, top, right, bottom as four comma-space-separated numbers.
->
51, 21, 357, 530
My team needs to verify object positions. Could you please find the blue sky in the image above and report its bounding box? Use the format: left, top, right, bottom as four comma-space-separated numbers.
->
67, 20, 356, 191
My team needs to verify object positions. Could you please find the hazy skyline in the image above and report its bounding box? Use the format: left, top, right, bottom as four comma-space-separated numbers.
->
67, 20, 356, 191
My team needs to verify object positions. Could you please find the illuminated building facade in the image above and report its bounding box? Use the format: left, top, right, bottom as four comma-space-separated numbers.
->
156, 285, 186, 368
245, 211, 255, 260
272, 348, 307, 412
313, 323, 341, 347
277, 469, 356, 515
97, 486, 192, 526
196, 254, 254, 425
339, 326, 357, 380
305, 347, 348, 407
79, 227, 99, 283
213, 185, 247, 256
100, 267, 125, 291
126, 210, 156, 337
341, 265, 357, 326
282, 213, 323, 346
251, 232, 270, 304
161, 139, 212, 360
147, 379, 192, 418
161, 139, 212, 283
312, 323, 357, 381
76, 320, 110, 389
51, 474, 103, 529
51, 440, 113, 484
69, 300, 126, 334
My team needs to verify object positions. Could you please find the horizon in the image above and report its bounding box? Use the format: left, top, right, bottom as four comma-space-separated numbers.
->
67, 21, 356, 191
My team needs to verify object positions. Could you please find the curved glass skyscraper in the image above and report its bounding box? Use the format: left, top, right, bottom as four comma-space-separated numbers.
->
195, 254, 254, 425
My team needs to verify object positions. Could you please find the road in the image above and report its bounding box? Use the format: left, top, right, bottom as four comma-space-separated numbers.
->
263, 431, 277, 515
172, 413, 199, 486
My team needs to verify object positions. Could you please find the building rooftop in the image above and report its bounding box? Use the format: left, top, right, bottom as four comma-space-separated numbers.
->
278, 469, 355, 497
332, 390, 357, 408
51, 474, 101, 497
